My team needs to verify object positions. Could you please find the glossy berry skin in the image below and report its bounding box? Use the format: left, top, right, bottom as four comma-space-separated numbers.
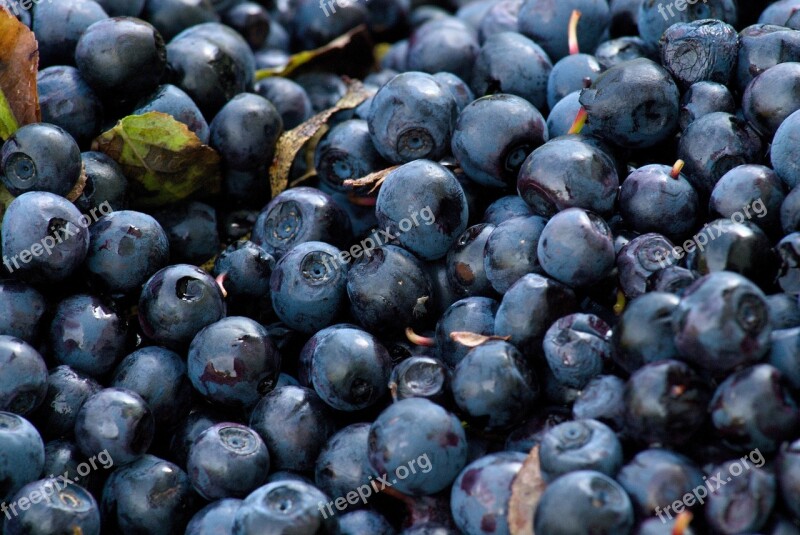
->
304, 326, 391, 411
679, 81, 736, 131
705, 458, 776, 534
737, 24, 800, 92
75, 388, 154, 465
543, 313, 610, 389
678, 112, 763, 196
743, 62, 800, 139
0, 336, 46, 416
777, 233, 800, 295
547, 54, 603, 110
433, 72, 474, 112
483, 196, 534, 226
672, 272, 772, 375
537, 208, 615, 288
452, 340, 539, 430
140, 0, 218, 42
452, 94, 548, 189
572, 375, 625, 431
291, 0, 367, 50
659, 20, 739, 89
251, 187, 352, 260
32, 0, 109, 68
533, 470, 634, 535
210, 93, 282, 172
784, 186, 800, 234
232, 480, 337, 535
315, 119, 387, 191
616, 448, 704, 517
539, 419, 622, 481
624, 360, 710, 446
518, 0, 610, 61
435, 297, 498, 368
138, 264, 226, 349
376, 160, 468, 261
50, 295, 129, 378
450, 452, 527, 535
470, 31, 552, 111
710, 364, 800, 453
710, 165, 784, 235
636, 0, 737, 45
407, 18, 479, 82
389, 356, 450, 404
134, 84, 211, 144
580, 58, 679, 149
254, 77, 313, 130
153, 201, 219, 265
185, 498, 242, 535
518, 136, 619, 218
101, 454, 196, 535
771, 110, 800, 191
169, 407, 231, 469
494, 273, 578, 357
213, 240, 274, 300
187, 423, 269, 500
294, 72, 347, 113
75, 17, 166, 99
368, 72, 457, 164
111, 346, 192, 429
30, 366, 102, 441
0, 280, 47, 344
314, 423, 372, 503
483, 216, 546, 294
0, 412, 44, 502
612, 292, 681, 373
76, 151, 129, 213
446, 223, 495, 298
249, 386, 336, 472
347, 245, 433, 334
3, 478, 100, 535
619, 164, 699, 239
222, 2, 270, 49
767, 295, 800, 330
546, 91, 582, 138
339, 510, 395, 535
777, 439, 800, 521
188, 316, 280, 409
270, 241, 349, 334
1, 123, 81, 198
85, 210, 170, 295
368, 398, 468, 496
594, 36, 656, 69
37, 66, 103, 146
617, 234, 676, 299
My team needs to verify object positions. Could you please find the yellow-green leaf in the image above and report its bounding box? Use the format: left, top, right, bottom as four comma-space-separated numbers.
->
91, 112, 221, 209
0, 89, 19, 140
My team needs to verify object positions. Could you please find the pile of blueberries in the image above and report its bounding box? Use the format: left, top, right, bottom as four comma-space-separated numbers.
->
5, 0, 800, 533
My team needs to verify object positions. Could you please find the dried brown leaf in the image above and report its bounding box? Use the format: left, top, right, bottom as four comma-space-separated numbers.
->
449, 331, 512, 348
508, 445, 546, 535
0, 7, 40, 134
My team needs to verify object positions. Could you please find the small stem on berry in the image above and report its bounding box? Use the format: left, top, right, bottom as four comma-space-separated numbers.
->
672, 511, 693, 535
568, 10, 582, 55
568, 107, 588, 135
405, 327, 435, 347
215, 272, 228, 298
671, 159, 685, 179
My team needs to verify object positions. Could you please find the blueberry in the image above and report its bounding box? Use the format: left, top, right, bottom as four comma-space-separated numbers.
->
543, 313, 611, 389
624, 360, 711, 446
314, 119, 388, 191
518, 0, 610, 61
482, 216, 547, 293
295, 72, 348, 113
477, 0, 521, 42
133, 83, 211, 143
783, 186, 800, 234
0, 280, 47, 344
368, 398, 467, 495
222, 2, 270, 49
0, 412, 44, 502
304, 325, 391, 411
1, 123, 82, 198
232, 480, 338, 535
547, 53, 603, 110
50, 295, 129, 378
636, 0, 737, 45
314, 423, 372, 505
142, 0, 219, 42
646, 265, 699, 295
452, 340, 539, 430
743, 62, 800, 138
187, 423, 269, 500
407, 18, 480, 82
446, 223, 495, 298
546, 91, 583, 138
470, 31, 553, 111
572, 375, 626, 431
777, 438, 800, 521
249, 386, 336, 472
450, 451, 527, 535
85, 210, 170, 295
213, 240, 275, 300
594, 36, 656, 69
32, 0, 108, 67
433, 72, 475, 112
169, 407, 231, 469
188, 316, 280, 409
617, 233, 676, 299
101, 454, 197, 534
710, 364, 800, 453
533, 470, 634, 535
389, 356, 450, 403
75, 151, 129, 213
580, 58, 680, 149
185, 498, 242, 535
347, 245, 433, 333
768, 294, 800, 329
152, 201, 220, 265
339, 510, 396, 535
30, 366, 101, 441
292, 0, 367, 49
673, 271, 772, 374
771, 109, 800, 191
376, 160, 468, 261
778, 233, 800, 295
504, 407, 572, 453
518, 137, 619, 217
3, 478, 100, 535
537, 208, 615, 288
74, 388, 154, 465
679, 81, 736, 131
452, 94, 548, 189
435, 296, 498, 368
254, 77, 313, 130
111, 346, 192, 429
251, 187, 352, 259
368, 72, 458, 164
612, 292, 682, 373
705, 458, 776, 534
737, 24, 800, 92
75, 17, 166, 100
37, 66, 103, 146
138, 264, 226, 348
210, 93, 282, 172
709, 165, 784, 235
659, 19, 739, 89
539, 419, 623, 481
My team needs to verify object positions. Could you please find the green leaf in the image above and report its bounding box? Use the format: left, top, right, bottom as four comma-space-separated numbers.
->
0, 89, 19, 140
91, 112, 222, 209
